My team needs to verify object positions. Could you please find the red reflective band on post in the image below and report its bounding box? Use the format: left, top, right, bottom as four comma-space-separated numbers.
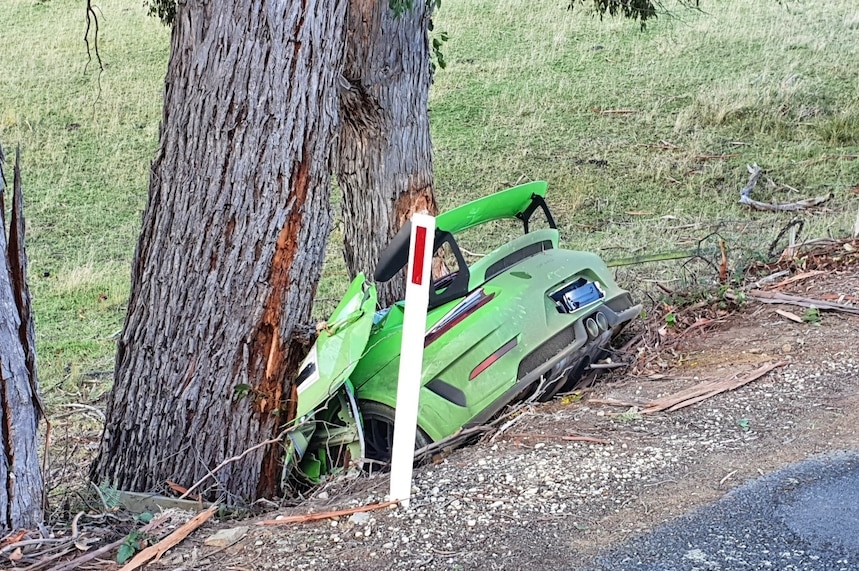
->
410, 226, 428, 285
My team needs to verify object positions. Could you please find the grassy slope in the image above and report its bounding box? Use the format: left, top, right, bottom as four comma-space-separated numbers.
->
1, 0, 168, 390
0, 0, 857, 393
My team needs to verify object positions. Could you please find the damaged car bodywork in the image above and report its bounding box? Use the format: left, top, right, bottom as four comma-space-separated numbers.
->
284, 181, 641, 485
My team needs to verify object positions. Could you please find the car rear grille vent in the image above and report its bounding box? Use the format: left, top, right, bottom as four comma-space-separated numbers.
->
605, 293, 634, 313
484, 240, 553, 283
517, 327, 576, 380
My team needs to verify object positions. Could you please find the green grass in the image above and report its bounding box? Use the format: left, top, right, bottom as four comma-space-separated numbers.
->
1, 0, 857, 395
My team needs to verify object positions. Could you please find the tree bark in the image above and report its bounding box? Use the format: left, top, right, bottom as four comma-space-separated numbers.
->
337, 0, 437, 307
0, 144, 45, 531
90, 0, 347, 501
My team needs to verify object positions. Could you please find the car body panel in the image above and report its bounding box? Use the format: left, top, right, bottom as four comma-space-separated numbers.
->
293, 273, 377, 420
283, 181, 641, 485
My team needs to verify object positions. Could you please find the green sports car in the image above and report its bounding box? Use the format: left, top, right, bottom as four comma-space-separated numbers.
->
284, 181, 640, 484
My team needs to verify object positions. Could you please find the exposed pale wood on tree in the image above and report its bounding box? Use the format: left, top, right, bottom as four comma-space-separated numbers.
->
90, 0, 348, 501
0, 144, 44, 531
337, 0, 437, 306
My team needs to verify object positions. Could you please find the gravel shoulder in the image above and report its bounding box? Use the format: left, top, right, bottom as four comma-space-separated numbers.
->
153, 270, 859, 571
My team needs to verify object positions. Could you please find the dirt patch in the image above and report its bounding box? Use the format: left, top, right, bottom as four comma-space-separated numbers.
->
29, 248, 859, 571
130, 265, 859, 571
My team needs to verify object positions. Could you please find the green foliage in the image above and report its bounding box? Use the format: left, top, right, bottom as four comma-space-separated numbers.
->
664, 312, 678, 327
802, 307, 821, 324
143, 0, 176, 26
569, 0, 700, 30
431, 29, 449, 72
233, 384, 253, 401
117, 531, 141, 564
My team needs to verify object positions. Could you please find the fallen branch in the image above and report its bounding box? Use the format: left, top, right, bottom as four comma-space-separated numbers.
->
256, 501, 397, 526
643, 362, 785, 413
763, 270, 825, 291
118, 505, 218, 571
747, 290, 859, 315
591, 363, 785, 413
738, 163, 832, 211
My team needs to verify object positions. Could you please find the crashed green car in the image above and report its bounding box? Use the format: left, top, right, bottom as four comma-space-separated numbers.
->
284, 181, 641, 484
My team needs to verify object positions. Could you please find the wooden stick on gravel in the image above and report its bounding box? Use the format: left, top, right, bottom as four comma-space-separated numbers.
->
643, 362, 786, 414
257, 501, 398, 526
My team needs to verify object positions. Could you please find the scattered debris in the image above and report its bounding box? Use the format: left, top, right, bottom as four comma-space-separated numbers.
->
762, 270, 825, 291
11, 514, 171, 571
118, 505, 218, 571
591, 362, 786, 414
507, 433, 611, 445
775, 309, 804, 323
203, 526, 248, 548
738, 163, 833, 211
742, 290, 859, 316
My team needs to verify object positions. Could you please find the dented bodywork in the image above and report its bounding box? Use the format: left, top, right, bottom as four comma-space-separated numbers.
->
284, 181, 641, 486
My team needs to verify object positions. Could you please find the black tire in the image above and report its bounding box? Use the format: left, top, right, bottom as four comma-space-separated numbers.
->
359, 401, 432, 472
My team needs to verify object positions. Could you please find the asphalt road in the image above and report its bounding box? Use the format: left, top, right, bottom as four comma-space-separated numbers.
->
585, 451, 859, 571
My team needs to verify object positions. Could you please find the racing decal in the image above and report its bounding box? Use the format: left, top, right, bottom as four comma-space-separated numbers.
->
469, 337, 519, 381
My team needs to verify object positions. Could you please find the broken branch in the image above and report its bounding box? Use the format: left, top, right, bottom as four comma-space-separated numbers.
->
256, 501, 397, 526
738, 163, 832, 211
748, 290, 859, 315
118, 505, 218, 571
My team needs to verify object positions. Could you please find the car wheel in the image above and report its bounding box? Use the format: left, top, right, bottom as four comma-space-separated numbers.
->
359, 401, 432, 473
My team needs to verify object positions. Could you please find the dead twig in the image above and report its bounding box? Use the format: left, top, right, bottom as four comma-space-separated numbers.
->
256, 501, 397, 526
591, 107, 638, 115
763, 270, 825, 291
178, 430, 289, 500
44, 514, 170, 571
738, 163, 832, 211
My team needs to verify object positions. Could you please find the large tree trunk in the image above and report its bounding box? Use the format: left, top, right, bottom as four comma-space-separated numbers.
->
338, 0, 437, 307
90, 0, 347, 501
0, 145, 45, 531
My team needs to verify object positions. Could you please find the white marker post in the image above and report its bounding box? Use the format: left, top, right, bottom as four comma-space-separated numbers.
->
389, 213, 436, 507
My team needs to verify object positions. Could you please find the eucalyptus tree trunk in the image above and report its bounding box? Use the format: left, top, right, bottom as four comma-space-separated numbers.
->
338, 0, 437, 307
90, 0, 347, 501
0, 145, 45, 531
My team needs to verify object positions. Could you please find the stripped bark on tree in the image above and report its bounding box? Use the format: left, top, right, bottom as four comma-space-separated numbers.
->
90, 1, 348, 501
0, 144, 45, 531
